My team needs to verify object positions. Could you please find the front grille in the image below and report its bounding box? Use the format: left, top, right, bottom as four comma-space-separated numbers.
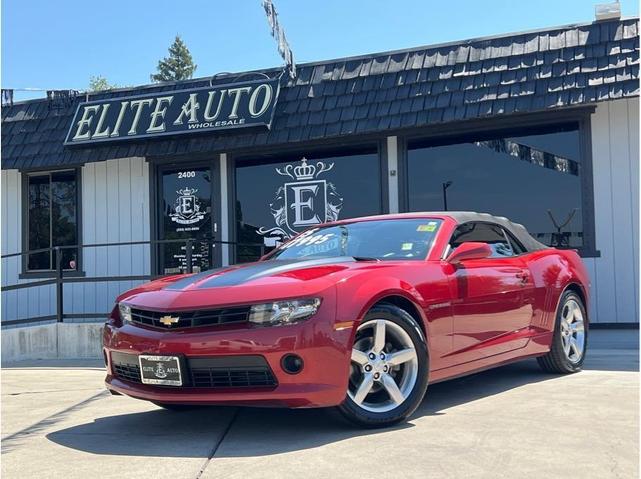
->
110, 352, 277, 389
190, 369, 276, 388
130, 306, 251, 330
112, 362, 142, 383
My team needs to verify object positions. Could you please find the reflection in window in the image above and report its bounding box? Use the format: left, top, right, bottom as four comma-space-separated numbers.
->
235, 149, 381, 262
27, 170, 79, 271
408, 124, 583, 248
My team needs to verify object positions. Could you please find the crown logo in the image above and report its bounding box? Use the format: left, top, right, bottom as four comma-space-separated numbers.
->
177, 187, 197, 196
276, 157, 334, 181
293, 158, 316, 180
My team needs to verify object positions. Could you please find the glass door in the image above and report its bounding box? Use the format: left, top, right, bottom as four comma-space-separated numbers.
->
158, 165, 217, 274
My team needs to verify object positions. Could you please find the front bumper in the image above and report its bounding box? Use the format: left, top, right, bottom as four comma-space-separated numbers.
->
103, 308, 354, 408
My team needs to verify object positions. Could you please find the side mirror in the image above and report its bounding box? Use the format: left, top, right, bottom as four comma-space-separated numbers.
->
447, 242, 492, 264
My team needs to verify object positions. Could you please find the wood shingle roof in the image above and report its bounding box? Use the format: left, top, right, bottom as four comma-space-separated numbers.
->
2, 17, 639, 170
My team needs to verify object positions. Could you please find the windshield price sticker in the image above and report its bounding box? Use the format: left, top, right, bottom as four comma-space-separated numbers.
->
299, 238, 340, 256
282, 230, 336, 249
417, 222, 438, 232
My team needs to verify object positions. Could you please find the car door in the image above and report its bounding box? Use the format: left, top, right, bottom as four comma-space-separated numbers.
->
445, 222, 533, 363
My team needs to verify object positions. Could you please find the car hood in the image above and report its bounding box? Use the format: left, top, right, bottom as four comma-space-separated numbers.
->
117, 256, 388, 310
161, 257, 357, 291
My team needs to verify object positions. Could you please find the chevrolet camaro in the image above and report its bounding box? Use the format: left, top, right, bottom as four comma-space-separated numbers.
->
103, 212, 589, 427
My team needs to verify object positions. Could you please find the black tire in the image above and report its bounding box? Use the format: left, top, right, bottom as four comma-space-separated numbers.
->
537, 290, 588, 374
337, 304, 429, 428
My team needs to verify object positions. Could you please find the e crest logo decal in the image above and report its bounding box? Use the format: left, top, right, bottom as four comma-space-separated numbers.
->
259, 158, 343, 239
170, 187, 205, 225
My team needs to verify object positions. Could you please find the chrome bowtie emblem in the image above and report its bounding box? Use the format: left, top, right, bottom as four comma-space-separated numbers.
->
159, 315, 180, 326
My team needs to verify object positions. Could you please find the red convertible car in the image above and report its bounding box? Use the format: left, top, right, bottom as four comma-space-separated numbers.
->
103, 212, 589, 427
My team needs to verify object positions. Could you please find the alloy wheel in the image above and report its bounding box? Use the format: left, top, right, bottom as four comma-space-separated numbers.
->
560, 298, 585, 363
348, 319, 418, 413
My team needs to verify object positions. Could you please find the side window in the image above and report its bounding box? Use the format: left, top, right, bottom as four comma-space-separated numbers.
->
503, 229, 526, 255
449, 222, 514, 258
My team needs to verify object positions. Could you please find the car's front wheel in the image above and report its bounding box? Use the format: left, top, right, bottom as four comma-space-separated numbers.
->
338, 304, 429, 428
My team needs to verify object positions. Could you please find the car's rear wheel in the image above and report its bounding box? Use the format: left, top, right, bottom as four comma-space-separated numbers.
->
338, 304, 428, 428
537, 290, 588, 373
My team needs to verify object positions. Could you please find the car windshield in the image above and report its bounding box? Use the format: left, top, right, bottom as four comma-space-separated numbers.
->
268, 218, 442, 261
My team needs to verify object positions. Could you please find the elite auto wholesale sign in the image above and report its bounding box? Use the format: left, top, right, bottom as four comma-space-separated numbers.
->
64, 78, 280, 145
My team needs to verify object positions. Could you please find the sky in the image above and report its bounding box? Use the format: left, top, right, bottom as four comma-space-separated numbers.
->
2, 0, 639, 101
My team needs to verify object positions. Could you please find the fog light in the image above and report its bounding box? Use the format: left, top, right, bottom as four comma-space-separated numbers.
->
281, 354, 304, 374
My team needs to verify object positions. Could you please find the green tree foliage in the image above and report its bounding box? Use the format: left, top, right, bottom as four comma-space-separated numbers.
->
151, 35, 197, 82
88, 75, 119, 91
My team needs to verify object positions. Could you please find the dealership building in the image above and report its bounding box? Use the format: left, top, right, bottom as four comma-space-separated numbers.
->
1, 15, 639, 352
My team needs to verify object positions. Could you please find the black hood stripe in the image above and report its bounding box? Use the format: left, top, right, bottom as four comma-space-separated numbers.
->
165, 257, 355, 290
163, 266, 230, 291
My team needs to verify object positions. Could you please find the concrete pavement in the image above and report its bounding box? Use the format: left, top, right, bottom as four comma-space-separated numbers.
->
1, 330, 638, 479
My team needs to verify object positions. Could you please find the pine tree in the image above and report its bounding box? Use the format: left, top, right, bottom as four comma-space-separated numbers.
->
151, 35, 197, 83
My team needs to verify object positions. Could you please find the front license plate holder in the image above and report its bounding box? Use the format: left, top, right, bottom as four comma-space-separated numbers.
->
139, 355, 183, 386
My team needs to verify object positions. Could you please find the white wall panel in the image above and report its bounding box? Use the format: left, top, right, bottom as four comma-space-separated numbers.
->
82, 157, 151, 316
628, 99, 640, 322
590, 97, 640, 323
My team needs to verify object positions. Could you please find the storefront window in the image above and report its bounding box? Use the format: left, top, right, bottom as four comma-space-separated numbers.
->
407, 124, 584, 248
26, 170, 79, 271
235, 149, 381, 262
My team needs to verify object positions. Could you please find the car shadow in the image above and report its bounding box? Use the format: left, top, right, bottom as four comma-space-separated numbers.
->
46, 358, 569, 459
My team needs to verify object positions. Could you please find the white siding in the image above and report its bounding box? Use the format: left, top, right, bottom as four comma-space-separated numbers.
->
589, 97, 640, 323
78, 157, 151, 317
1, 158, 151, 323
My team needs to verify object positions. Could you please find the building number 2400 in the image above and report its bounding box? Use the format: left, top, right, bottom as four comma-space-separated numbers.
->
177, 171, 196, 179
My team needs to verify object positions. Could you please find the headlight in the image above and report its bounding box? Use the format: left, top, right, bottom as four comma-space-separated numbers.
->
248, 298, 321, 326
118, 303, 132, 324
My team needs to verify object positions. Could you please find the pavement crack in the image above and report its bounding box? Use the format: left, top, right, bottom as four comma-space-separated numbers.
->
195, 407, 239, 479
3, 388, 101, 396
1, 390, 109, 454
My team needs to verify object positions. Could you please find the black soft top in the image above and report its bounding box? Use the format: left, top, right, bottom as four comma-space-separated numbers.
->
330, 211, 549, 253
438, 211, 549, 252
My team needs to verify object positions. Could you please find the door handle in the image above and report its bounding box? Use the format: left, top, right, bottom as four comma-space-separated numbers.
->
498, 267, 521, 273
515, 272, 530, 283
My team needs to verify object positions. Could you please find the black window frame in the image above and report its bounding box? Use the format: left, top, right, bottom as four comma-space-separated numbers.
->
20, 168, 84, 278
446, 221, 517, 259
148, 155, 223, 277
398, 109, 599, 258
